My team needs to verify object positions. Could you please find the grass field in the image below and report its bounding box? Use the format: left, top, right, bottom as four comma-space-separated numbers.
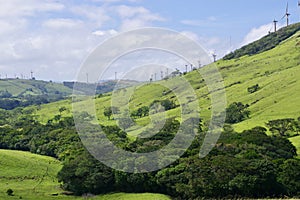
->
289, 135, 300, 158
0, 149, 171, 200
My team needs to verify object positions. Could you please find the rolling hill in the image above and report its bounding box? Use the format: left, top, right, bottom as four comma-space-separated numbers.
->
0, 79, 73, 97
33, 23, 300, 136
0, 149, 170, 200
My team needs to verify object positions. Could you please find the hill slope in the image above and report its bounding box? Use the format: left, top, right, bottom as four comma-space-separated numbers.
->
32, 24, 300, 150
0, 79, 72, 97
0, 149, 65, 199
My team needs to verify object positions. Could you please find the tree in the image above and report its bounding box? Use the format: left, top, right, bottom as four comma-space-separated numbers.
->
59, 106, 67, 114
103, 107, 112, 120
266, 118, 295, 136
6, 188, 13, 196
131, 106, 149, 118
278, 159, 300, 196
247, 84, 260, 93
225, 102, 250, 124
103, 106, 120, 120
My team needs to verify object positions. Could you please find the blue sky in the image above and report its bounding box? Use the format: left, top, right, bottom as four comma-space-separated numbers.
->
0, 0, 299, 81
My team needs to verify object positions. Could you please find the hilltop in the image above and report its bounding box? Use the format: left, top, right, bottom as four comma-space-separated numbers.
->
0, 79, 73, 110
224, 22, 300, 59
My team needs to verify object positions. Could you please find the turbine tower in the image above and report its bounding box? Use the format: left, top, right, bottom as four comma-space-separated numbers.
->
212, 52, 217, 62
273, 19, 278, 32
282, 2, 291, 26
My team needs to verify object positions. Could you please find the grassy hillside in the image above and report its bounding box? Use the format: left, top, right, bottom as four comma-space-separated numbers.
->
0, 149, 65, 200
0, 150, 170, 200
32, 24, 300, 151
0, 79, 72, 97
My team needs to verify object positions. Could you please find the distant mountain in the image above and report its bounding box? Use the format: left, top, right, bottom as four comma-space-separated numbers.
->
0, 79, 73, 109
63, 79, 140, 95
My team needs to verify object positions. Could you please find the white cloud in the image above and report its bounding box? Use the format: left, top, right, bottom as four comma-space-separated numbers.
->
0, 1, 165, 81
180, 16, 217, 27
115, 5, 165, 31
70, 5, 110, 27
43, 18, 83, 29
92, 29, 118, 36
0, 0, 64, 18
241, 23, 273, 46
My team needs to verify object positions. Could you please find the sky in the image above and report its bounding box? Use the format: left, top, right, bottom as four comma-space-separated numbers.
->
0, 0, 300, 82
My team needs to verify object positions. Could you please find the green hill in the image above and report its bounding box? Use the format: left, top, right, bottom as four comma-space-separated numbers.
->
0, 149, 65, 199
0, 149, 170, 200
0, 79, 72, 97
34, 23, 300, 133
0, 79, 73, 110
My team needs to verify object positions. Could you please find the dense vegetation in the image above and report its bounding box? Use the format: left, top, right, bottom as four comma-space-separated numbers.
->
0, 107, 299, 199
223, 22, 300, 60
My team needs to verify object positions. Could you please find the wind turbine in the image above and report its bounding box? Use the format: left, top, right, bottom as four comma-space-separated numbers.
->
273, 19, 278, 32
282, 2, 291, 26
212, 52, 217, 62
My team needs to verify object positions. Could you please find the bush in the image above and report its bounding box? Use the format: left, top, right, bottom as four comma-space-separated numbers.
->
6, 188, 14, 196
247, 84, 260, 93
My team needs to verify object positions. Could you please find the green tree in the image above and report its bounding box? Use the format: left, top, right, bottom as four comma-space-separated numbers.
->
6, 188, 13, 196
247, 84, 260, 93
103, 106, 120, 120
103, 107, 113, 120
225, 102, 250, 124
278, 159, 300, 196
266, 118, 295, 136
59, 106, 67, 114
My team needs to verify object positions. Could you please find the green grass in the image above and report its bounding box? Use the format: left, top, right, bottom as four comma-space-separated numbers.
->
289, 135, 300, 158
0, 149, 66, 200
0, 149, 171, 200
92, 193, 170, 200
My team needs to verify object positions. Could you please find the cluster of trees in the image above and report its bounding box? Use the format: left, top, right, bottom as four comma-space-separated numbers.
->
1, 106, 300, 199
104, 99, 177, 120
0, 94, 67, 110
58, 124, 300, 198
0, 109, 82, 160
131, 106, 149, 118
